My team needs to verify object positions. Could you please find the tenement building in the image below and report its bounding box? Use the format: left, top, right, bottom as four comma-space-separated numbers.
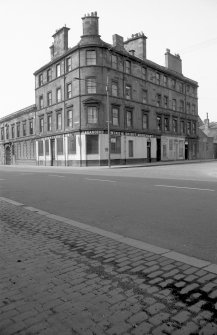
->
0, 12, 198, 166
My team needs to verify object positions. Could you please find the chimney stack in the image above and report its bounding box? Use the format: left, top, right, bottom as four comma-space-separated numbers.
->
165, 49, 182, 74
79, 11, 101, 45
50, 26, 70, 60
124, 32, 147, 60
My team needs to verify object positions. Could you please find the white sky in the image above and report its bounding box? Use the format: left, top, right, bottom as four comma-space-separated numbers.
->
0, 0, 217, 122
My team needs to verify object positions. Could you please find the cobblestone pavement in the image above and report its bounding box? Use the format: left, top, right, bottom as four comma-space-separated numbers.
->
1, 199, 217, 335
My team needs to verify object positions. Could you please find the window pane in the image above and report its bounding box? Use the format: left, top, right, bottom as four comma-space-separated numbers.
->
86, 78, 96, 93
86, 135, 98, 154
87, 107, 98, 124
86, 51, 96, 65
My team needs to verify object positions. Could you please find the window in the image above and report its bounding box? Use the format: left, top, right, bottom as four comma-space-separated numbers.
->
86, 77, 96, 94
180, 100, 184, 112
111, 82, 118, 96
112, 55, 118, 69
173, 119, 178, 133
56, 64, 61, 77
187, 122, 191, 135
17, 123, 20, 137
86, 50, 96, 65
1, 127, 4, 140
192, 104, 196, 115
66, 57, 72, 72
11, 125, 15, 139
112, 107, 119, 126
39, 95, 43, 109
111, 136, 121, 154
39, 117, 44, 133
67, 110, 73, 127
45, 140, 49, 155
156, 94, 161, 107
87, 106, 98, 124
156, 73, 160, 85
47, 68, 52, 82
192, 122, 196, 135
128, 140, 134, 157
23, 122, 26, 136
164, 117, 170, 131
57, 138, 63, 154
142, 112, 148, 129
125, 60, 131, 74
47, 114, 52, 131
186, 85, 190, 94
142, 90, 148, 104
56, 113, 62, 130
171, 78, 176, 89
179, 82, 184, 93
163, 75, 168, 86
29, 120, 33, 135
126, 110, 133, 128
172, 99, 176, 111
56, 88, 61, 103
157, 116, 162, 131
181, 121, 185, 134
39, 73, 43, 87
163, 96, 168, 108
6, 126, 9, 139
186, 102, 190, 113
142, 67, 146, 80
66, 83, 72, 99
47, 92, 52, 106
68, 136, 76, 154
86, 135, 99, 154
38, 141, 44, 156
125, 85, 131, 100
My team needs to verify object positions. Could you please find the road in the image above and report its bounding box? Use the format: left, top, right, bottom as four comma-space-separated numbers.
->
0, 162, 217, 263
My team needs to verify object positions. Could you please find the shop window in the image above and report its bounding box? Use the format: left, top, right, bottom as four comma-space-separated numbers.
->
128, 140, 134, 157
68, 136, 76, 154
86, 135, 99, 154
38, 141, 44, 156
111, 136, 121, 154
57, 137, 63, 155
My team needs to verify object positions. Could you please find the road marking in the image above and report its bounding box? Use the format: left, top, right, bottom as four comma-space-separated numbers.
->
155, 185, 215, 192
49, 175, 65, 178
86, 178, 116, 183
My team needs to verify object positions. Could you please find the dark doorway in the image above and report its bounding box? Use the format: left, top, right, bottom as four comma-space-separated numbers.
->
50, 139, 55, 166
147, 141, 151, 162
156, 138, 161, 161
185, 143, 189, 160
5, 146, 11, 165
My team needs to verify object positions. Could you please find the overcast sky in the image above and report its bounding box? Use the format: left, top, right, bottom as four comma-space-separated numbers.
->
0, 0, 217, 122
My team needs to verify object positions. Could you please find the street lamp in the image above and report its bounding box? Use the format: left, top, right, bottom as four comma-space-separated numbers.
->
74, 76, 111, 168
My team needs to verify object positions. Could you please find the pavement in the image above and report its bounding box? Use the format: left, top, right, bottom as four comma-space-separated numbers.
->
1, 197, 217, 335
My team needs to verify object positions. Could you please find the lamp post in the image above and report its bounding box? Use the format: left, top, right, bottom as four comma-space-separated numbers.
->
74, 76, 111, 168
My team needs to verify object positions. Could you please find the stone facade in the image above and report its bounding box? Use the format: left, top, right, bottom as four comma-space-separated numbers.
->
0, 12, 199, 166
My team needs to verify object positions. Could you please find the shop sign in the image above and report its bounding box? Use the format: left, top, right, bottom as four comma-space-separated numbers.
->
84, 130, 103, 135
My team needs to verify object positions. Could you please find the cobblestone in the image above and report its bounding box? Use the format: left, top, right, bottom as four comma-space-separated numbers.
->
1, 199, 217, 334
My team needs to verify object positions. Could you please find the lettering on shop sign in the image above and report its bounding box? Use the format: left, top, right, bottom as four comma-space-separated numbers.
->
84, 131, 103, 135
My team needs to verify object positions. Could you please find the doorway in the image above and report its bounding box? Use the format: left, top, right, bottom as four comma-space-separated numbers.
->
185, 143, 188, 160
147, 141, 151, 162
156, 138, 161, 161
5, 146, 11, 165
50, 139, 55, 166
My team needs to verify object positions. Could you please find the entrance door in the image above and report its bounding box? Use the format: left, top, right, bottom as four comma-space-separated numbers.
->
50, 139, 55, 166
156, 138, 161, 161
147, 141, 151, 162
5, 146, 11, 165
185, 143, 188, 160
